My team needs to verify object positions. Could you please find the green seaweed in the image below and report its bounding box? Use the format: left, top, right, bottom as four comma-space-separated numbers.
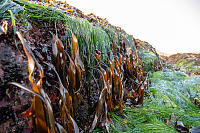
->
137, 49, 158, 72
1, 0, 129, 66
111, 69, 200, 132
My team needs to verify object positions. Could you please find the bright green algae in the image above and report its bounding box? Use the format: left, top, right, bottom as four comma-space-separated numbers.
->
108, 69, 200, 133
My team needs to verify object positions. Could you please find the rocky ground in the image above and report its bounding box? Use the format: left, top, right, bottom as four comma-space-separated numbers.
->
165, 53, 200, 65
162, 53, 200, 75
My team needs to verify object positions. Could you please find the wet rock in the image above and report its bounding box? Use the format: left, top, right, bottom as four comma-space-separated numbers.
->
0, 46, 26, 100
0, 34, 27, 100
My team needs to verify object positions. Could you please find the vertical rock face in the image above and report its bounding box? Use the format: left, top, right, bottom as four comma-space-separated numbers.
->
0, 31, 27, 100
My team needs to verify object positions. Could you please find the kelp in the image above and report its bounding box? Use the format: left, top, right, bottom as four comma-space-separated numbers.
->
45, 62, 79, 133
11, 31, 56, 132
89, 51, 115, 132
47, 30, 84, 132
9, 30, 82, 132
0, 19, 8, 35
90, 44, 151, 131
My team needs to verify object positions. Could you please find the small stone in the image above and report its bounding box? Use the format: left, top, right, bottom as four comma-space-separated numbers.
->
9, 122, 16, 127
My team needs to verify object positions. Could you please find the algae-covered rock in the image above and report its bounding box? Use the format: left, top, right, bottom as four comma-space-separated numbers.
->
135, 39, 164, 72
166, 53, 200, 75
137, 49, 159, 72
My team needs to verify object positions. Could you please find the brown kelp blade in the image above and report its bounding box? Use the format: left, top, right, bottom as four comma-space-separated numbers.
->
106, 68, 113, 111
67, 54, 76, 89
0, 19, 8, 35
69, 115, 79, 133
44, 62, 79, 132
100, 67, 107, 88
44, 62, 72, 110
70, 31, 85, 72
55, 122, 67, 133
8, 82, 45, 103
9, 82, 56, 132
71, 31, 79, 59
40, 89, 56, 133
16, 31, 43, 94
90, 88, 107, 132
16, 31, 55, 132
104, 102, 111, 133
51, 32, 59, 58
61, 103, 79, 133
51, 33, 69, 91
69, 31, 85, 118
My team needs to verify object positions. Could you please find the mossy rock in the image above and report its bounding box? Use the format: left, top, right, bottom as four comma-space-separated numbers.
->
137, 49, 158, 72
